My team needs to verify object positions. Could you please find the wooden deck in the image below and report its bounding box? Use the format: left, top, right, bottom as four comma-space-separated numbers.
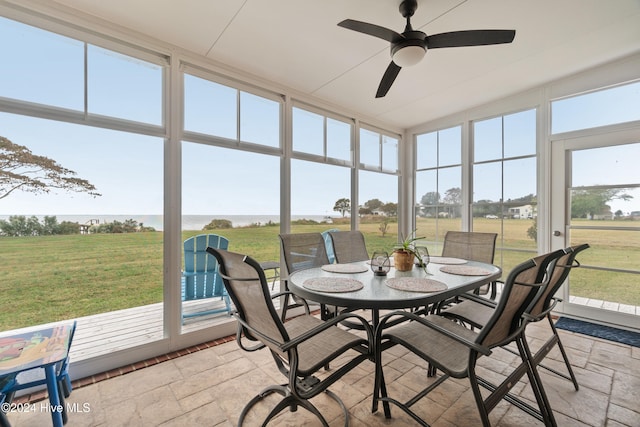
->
70, 291, 283, 363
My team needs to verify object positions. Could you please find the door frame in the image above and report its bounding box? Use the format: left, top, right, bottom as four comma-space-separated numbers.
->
550, 124, 640, 329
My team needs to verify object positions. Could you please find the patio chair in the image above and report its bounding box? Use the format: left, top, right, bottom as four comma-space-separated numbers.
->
441, 231, 498, 298
321, 228, 340, 263
206, 247, 372, 427
279, 232, 332, 320
181, 234, 231, 322
329, 230, 370, 263
374, 254, 562, 427
439, 244, 589, 390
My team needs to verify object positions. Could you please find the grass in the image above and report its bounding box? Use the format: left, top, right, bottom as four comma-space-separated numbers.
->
1, 218, 637, 329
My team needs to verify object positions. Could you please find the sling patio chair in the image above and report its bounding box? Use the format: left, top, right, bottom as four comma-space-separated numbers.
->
439, 244, 589, 390
441, 231, 498, 298
329, 230, 370, 264
374, 253, 563, 427
279, 232, 332, 320
207, 247, 373, 427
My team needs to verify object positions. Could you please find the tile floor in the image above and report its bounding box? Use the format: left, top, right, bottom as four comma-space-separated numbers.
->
5, 319, 640, 426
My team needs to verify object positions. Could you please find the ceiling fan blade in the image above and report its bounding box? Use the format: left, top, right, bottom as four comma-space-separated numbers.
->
338, 19, 403, 43
376, 62, 402, 98
426, 30, 515, 49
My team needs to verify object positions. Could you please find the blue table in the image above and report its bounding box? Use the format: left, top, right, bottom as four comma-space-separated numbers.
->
0, 322, 75, 427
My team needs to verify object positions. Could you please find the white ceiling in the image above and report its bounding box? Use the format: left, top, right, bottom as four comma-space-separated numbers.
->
52, 0, 640, 130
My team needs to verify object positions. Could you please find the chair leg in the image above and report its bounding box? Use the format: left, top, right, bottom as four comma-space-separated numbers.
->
238, 384, 288, 426
548, 315, 579, 390
517, 336, 558, 427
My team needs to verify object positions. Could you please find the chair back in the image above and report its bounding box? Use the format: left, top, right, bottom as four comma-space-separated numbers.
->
279, 232, 330, 275
478, 249, 564, 348
207, 248, 289, 354
528, 243, 590, 317
442, 231, 497, 264
329, 230, 370, 263
183, 234, 229, 300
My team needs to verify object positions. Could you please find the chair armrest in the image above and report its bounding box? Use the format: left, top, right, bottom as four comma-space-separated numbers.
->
378, 310, 491, 356
522, 297, 560, 323
456, 292, 497, 308
281, 312, 373, 352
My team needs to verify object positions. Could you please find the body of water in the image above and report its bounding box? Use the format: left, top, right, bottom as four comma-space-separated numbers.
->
0, 214, 333, 231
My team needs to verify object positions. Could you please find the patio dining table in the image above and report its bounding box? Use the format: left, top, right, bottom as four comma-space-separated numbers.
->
288, 258, 502, 415
287, 259, 502, 329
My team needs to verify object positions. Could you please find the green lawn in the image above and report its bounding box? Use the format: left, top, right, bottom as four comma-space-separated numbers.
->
1, 218, 637, 330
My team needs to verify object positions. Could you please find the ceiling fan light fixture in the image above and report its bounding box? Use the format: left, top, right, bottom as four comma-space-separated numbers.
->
391, 42, 425, 67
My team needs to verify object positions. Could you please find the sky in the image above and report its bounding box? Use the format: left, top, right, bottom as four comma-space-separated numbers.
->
1, 16, 638, 220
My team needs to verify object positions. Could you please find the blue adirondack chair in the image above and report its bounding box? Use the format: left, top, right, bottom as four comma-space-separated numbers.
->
321, 228, 340, 264
181, 234, 231, 322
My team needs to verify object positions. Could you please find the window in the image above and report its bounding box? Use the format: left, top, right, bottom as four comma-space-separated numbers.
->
292, 106, 353, 163
472, 109, 537, 270
360, 128, 398, 172
552, 80, 640, 134
184, 73, 281, 148
0, 16, 84, 110
88, 45, 162, 124
415, 126, 462, 249
0, 112, 163, 333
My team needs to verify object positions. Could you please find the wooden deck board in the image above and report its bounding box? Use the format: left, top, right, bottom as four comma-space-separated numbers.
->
69, 292, 282, 362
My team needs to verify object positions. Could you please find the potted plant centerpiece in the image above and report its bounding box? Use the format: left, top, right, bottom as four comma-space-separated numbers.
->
393, 230, 427, 272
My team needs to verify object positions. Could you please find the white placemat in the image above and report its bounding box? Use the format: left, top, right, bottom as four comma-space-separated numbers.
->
385, 277, 448, 293
321, 264, 369, 273
428, 256, 468, 265
303, 277, 364, 293
439, 265, 493, 276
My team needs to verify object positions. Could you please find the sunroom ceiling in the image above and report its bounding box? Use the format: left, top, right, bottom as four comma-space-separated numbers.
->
51, 0, 640, 130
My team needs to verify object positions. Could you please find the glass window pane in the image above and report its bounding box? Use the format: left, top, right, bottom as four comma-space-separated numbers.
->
474, 117, 502, 162
360, 128, 380, 168
382, 136, 398, 172
552, 81, 640, 134
359, 170, 398, 251
439, 126, 462, 166
182, 142, 280, 331
416, 169, 438, 216
292, 160, 350, 219
573, 144, 640, 187
504, 109, 536, 158
474, 163, 502, 202
184, 74, 237, 139
0, 17, 84, 110
87, 45, 162, 125
292, 108, 323, 155
504, 157, 536, 202
0, 112, 163, 332
327, 118, 352, 162
416, 132, 437, 169
240, 92, 280, 148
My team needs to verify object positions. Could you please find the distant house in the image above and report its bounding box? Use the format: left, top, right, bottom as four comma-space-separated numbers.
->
508, 204, 536, 219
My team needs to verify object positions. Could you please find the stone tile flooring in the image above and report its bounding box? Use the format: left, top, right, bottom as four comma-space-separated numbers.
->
5, 319, 640, 426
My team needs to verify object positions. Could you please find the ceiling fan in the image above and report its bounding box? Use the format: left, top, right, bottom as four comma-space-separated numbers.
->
338, 0, 516, 98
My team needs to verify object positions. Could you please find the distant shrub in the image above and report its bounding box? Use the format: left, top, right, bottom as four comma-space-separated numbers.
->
203, 219, 233, 230
291, 219, 319, 225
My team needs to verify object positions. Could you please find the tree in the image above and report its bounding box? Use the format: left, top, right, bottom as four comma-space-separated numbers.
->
333, 198, 350, 217
364, 198, 383, 212
380, 202, 397, 216
0, 136, 100, 200
443, 187, 462, 218
419, 191, 440, 217
571, 187, 632, 219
